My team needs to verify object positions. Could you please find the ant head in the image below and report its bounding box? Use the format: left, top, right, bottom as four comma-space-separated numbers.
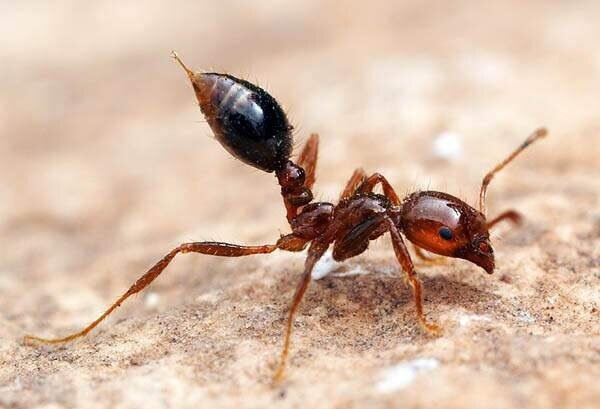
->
400, 128, 548, 274
400, 192, 495, 273
450, 209, 495, 275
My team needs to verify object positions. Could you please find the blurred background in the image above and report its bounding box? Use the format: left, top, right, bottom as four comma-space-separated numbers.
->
2, 0, 598, 271
1, 1, 598, 408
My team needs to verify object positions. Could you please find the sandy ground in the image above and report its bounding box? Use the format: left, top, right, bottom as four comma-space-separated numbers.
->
1, 1, 599, 408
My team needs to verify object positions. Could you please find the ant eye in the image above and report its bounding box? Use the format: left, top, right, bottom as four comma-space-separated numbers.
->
438, 226, 453, 240
478, 242, 491, 253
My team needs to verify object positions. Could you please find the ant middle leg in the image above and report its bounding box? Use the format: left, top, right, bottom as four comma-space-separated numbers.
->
339, 168, 366, 200
487, 210, 523, 229
24, 237, 306, 346
356, 173, 401, 205
297, 133, 319, 190
386, 219, 441, 335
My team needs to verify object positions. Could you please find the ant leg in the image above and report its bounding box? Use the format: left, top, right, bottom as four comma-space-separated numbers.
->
386, 219, 441, 335
413, 245, 446, 266
487, 210, 523, 229
339, 168, 367, 200
357, 173, 401, 205
297, 133, 319, 190
277, 233, 310, 252
273, 240, 329, 384
24, 239, 298, 346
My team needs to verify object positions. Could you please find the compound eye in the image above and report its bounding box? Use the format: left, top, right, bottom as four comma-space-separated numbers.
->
438, 226, 454, 241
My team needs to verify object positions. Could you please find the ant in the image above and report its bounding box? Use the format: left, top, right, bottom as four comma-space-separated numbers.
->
24, 51, 548, 383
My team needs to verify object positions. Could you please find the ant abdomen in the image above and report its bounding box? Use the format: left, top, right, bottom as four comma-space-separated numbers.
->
178, 61, 293, 172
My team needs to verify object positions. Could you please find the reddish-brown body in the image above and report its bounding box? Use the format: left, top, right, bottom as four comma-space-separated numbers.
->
25, 52, 548, 384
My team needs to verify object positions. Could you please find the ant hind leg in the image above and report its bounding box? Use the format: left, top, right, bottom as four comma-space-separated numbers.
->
297, 133, 319, 190
24, 240, 284, 346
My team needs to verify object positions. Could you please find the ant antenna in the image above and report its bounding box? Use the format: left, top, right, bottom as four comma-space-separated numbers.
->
170, 50, 196, 81
479, 127, 548, 215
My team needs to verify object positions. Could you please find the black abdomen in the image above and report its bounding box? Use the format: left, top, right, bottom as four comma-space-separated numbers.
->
191, 73, 293, 172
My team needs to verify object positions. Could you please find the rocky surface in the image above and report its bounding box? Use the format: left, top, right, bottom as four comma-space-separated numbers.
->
0, 1, 598, 408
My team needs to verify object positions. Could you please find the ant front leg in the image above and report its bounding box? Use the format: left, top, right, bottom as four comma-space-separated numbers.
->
273, 239, 329, 384
386, 219, 441, 335
487, 210, 523, 229
412, 244, 446, 266
24, 238, 305, 346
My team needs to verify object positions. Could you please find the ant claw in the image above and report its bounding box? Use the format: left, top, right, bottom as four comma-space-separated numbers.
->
271, 370, 285, 387
421, 320, 443, 336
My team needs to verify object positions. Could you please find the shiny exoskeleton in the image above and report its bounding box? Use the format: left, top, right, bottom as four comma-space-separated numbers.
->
25, 52, 548, 384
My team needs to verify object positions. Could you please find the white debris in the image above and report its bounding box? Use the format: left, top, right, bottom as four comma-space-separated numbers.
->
0, 377, 22, 392
458, 313, 492, 327
331, 265, 369, 278
312, 250, 371, 279
457, 52, 512, 85
517, 310, 536, 323
376, 358, 439, 393
144, 292, 160, 308
312, 250, 341, 280
432, 131, 463, 161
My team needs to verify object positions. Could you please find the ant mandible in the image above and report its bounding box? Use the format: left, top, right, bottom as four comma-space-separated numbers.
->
25, 51, 548, 383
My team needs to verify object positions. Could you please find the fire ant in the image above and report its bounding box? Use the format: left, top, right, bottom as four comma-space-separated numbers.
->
24, 51, 548, 383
